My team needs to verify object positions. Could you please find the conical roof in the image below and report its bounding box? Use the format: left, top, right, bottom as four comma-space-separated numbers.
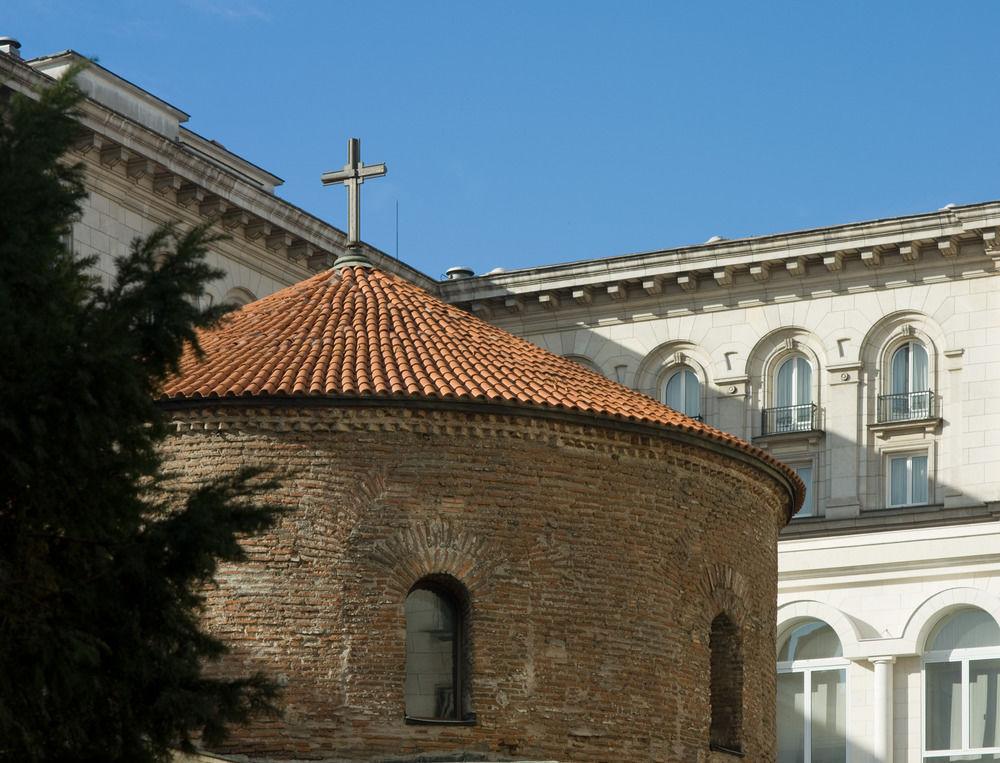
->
162, 266, 802, 511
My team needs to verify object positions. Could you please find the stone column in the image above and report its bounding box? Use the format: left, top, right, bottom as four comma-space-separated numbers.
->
870, 656, 895, 763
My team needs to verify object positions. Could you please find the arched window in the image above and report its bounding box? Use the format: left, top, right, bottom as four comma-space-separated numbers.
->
225, 287, 256, 307
771, 356, 813, 433
777, 619, 847, 763
664, 367, 701, 419
710, 613, 743, 753
924, 608, 1000, 758
887, 340, 931, 420
404, 580, 467, 721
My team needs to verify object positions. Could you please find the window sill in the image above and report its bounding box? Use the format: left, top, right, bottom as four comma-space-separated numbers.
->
868, 416, 941, 441
752, 428, 824, 449
404, 714, 477, 726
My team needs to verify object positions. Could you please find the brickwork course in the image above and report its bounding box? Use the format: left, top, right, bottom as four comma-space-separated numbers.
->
160, 263, 801, 762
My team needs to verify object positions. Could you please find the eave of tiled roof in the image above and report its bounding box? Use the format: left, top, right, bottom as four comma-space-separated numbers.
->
161, 266, 804, 516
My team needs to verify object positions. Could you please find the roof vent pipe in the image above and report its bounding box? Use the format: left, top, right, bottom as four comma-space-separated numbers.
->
445, 266, 475, 280
0, 37, 22, 59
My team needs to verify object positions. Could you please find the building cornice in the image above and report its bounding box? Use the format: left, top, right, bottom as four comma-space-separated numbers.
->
441, 203, 1000, 318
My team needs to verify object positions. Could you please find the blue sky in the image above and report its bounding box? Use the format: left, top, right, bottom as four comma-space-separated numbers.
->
5, 1, 1000, 278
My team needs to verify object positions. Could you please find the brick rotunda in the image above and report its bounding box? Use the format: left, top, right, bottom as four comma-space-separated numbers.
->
160, 259, 803, 763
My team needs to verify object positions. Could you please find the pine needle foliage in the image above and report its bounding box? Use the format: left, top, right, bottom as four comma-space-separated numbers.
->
0, 68, 282, 761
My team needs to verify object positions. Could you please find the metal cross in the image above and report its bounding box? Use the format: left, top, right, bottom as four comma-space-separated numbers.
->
321, 138, 387, 246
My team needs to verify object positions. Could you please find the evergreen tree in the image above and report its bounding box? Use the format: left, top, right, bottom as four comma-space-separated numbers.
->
0, 68, 280, 761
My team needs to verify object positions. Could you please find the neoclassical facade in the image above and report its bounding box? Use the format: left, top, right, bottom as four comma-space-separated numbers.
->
441, 202, 1000, 762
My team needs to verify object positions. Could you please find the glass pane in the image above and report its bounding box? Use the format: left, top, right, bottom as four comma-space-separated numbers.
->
778, 621, 843, 662
890, 457, 908, 506
912, 342, 929, 392
937, 755, 1000, 762
929, 609, 1000, 651
684, 370, 700, 417
892, 344, 910, 394
912, 456, 928, 505
970, 659, 1000, 749
777, 360, 794, 408
665, 372, 683, 410
405, 588, 456, 718
795, 466, 814, 518
926, 661, 963, 751
777, 672, 805, 763
796, 358, 812, 405
811, 669, 846, 763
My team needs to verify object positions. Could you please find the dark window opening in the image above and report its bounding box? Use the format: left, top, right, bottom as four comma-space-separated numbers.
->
404, 576, 472, 723
710, 612, 743, 754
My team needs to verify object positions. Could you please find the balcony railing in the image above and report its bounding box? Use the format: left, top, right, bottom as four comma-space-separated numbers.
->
877, 390, 934, 423
761, 403, 819, 436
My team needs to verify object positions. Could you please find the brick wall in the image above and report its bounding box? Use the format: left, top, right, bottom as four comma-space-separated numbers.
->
162, 404, 789, 762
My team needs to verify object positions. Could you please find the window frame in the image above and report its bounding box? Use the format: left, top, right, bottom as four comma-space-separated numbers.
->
776, 621, 849, 763
922, 646, 1000, 758
886, 451, 930, 509
789, 461, 816, 518
889, 339, 930, 395
403, 578, 475, 725
663, 366, 702, 420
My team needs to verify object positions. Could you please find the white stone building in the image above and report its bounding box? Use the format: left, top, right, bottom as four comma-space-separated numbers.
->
440, 204, 1000, 762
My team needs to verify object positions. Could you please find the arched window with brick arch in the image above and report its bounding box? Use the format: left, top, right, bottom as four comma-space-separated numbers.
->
404, 576, 471, 723
709, 612, 743, 754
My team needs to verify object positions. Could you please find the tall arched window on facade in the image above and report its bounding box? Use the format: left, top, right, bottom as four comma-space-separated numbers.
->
924, 607, 1000, 759
664, 367, 701, 420
772, 356, 813, 433
777, 619, 847, 763
404, 580, 467, 721
710, 613, 743, 753
885, 340, 931, 421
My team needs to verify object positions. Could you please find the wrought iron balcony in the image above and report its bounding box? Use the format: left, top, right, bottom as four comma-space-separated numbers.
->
877, 390, 934, 423
761, 403, 819, 436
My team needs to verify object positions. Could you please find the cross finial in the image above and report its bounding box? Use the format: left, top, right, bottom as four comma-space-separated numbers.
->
321, 138, 387, 268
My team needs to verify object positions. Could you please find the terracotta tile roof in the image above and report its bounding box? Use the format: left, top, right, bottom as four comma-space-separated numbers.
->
162, 266, 803, 513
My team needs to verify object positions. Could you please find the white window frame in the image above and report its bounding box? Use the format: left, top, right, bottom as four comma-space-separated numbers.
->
776, 655, 849, 762
890, 340, 930, 395
886, 451, 930, 508
922, 644, 1000, 759
663, 366, 701, 419
789, 461, 816, 519
774, 355, 813, 407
